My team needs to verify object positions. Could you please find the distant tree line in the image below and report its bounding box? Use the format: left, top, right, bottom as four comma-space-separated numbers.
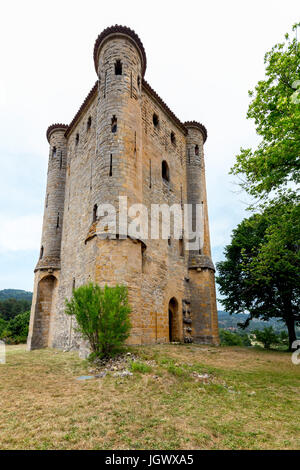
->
0, 289, 32, 302
219, 327, 289, 350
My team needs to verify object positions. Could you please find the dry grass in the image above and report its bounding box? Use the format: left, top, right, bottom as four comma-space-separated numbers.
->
0, 343, 300, 450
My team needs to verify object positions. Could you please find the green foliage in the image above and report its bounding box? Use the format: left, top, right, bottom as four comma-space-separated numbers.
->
216, 197, 300, 350
0, 311, 30, 344
167, 364, 187, 377
231, 23, 300, 199
217, 310, 295, 334
278, 330, 289, 347
130, 361, 152, 373
219, 329, 251, 347
65, 283, 131, 358
0, 317, 7, 337
252, 326, 281, 349
0, 298, 31, 321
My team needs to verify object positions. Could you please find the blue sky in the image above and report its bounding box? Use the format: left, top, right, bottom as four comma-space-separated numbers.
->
0, 0, 298, 304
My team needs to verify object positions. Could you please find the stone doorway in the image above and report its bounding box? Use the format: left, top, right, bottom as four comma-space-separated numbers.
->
31, 275, 57, 349
168, 297, 179, 342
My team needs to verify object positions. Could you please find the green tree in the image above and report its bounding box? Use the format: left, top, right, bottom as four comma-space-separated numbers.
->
0, 317, 7, 337
216, 198, 300, 351
231, 24, 300, 199
0, 311, 30, 344
0, 298, 31, 321
252, 326, 280, 349
219, 329, 251, 347
65, 283, 131, 358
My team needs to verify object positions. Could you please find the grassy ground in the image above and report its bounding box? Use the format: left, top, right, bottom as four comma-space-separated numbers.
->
0, 343, 299, 450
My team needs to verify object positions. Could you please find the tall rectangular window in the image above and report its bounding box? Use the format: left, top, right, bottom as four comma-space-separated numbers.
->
109, 154, 112, 176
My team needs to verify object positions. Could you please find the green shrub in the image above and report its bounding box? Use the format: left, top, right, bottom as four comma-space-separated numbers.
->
252, 326, 281, 349
278, 330, 289, 347
0, 317, 6, 337
0, 310, 30, 344
130, 361, 152, 373
65, 283, 131, 358
219, 329, 252, 347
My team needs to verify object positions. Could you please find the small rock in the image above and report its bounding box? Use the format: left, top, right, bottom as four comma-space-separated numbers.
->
113, 369, 133, 378
95, 371, 107, 378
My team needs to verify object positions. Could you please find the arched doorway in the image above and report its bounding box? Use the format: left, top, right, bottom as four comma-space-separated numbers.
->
168, 297, 178, 342
31, 275, 57, 349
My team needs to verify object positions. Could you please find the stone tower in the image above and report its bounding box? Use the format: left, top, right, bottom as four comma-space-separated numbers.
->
27, 125, 67, 348
27, 25, 219, 352
184, 122, 219, 344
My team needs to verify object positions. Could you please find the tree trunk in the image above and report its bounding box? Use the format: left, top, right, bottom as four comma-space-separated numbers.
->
285, 315, 297, 351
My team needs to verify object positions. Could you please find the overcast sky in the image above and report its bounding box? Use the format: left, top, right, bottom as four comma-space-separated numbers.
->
0, 0, 298, 302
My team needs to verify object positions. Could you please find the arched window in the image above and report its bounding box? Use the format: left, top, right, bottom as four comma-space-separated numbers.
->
93, 204, 98, 222
115, 60, 122, 75
52, 147, 56, 158
162, 160, 170, 183
171, 132, 176, 145
153, 113, 159, 128
195, 144, 199, 156
75, 133, 79, 145
40, 246, 44, 259
87, 116, 92, 131
111, 115, 117, 133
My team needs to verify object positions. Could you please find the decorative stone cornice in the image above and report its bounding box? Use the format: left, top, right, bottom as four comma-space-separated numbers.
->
188, 255, 215, 271
93, 25, 147, 77
84, 224, 147, 250
184, 121, 208, 143
35, 256, 61, 272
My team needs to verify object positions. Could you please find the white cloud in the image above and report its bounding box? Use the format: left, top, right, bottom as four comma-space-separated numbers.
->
0, 215, 41, 253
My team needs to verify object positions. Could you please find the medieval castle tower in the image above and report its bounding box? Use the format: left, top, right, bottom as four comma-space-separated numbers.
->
27, 25, 219, 351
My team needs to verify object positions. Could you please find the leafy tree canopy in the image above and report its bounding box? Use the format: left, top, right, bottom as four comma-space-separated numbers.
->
216, 195, 300, 350
231, 23, 300, 199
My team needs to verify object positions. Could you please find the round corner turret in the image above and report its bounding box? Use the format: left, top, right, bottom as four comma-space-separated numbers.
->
46, 124, 68, 144
93, 25, 147, 78
184, 121, 207, 144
